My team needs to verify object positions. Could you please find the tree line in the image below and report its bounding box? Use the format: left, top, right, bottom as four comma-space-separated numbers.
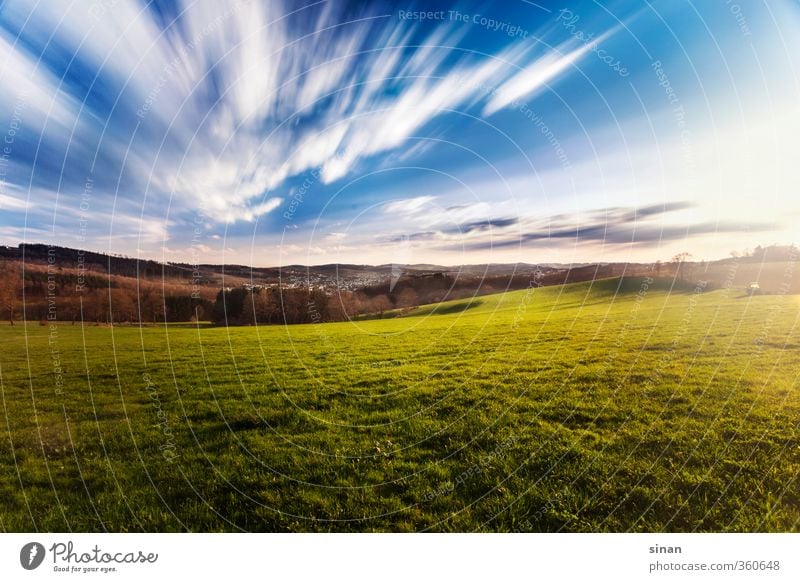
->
0, 259, 639, 326
4, 244, 794, 326
0, 260, 214, 324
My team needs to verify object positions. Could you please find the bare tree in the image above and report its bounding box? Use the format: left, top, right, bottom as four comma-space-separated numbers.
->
0, 260, 20, 324
396, 288, 419, 310
671, 252, 692, 280
370, 294, 393, 318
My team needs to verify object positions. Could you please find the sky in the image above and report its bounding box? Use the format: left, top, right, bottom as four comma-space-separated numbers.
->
0, 0, 798, 267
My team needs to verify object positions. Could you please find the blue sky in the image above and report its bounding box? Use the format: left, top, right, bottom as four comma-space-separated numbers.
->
0, 0, 798, 266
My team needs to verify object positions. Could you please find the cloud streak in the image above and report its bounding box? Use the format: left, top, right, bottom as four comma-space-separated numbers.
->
483, 26, 619, 115
0, 0, 615, 231
443, 203, 777, 251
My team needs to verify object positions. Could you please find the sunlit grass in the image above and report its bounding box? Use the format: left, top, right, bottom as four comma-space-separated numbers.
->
1, 277, 798, 531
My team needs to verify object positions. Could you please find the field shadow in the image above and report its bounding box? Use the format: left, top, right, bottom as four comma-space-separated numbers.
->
430, 300, 483, 315
589, 276, 698, 297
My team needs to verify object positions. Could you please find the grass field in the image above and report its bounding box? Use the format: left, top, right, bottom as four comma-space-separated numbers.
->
1, 276, 798, 532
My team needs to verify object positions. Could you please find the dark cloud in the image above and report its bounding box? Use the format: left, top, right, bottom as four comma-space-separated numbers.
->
380, 217, 520, 244
548, 201, 694, 225
439, 200, 776, 251
378, 231, 439, 244
456, 221, 777, 250
633, 201, 694, 217
399, 201, 734, 251
456, 217, 520, 233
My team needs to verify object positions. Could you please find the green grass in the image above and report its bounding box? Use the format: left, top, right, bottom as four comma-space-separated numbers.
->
1, 276, 798, 532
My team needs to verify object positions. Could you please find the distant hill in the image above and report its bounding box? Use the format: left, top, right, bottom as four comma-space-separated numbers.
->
0, 243, 622, 282
0, 242, 796, 325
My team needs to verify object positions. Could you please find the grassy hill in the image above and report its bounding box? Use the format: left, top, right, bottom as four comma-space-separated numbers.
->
0, 276, 798, 531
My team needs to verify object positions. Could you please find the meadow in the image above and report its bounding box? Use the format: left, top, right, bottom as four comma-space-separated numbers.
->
1, 276, 798, 532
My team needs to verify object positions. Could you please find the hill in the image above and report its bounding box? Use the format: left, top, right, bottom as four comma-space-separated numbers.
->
0, 242, 797, 326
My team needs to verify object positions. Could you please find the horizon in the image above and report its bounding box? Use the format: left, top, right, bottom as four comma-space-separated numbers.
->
1, 1, 799, 265
3, 239, 792, 270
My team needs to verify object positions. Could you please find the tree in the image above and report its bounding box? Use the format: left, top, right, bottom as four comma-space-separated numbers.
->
671, 252, 692, 280
370, 294, 393, 317
91, 288, 111, 325
110, 287, 137, 323
252, 287, 279, 324
280, 288, 309, 324
396, 287, 419, 310
0, 260, 20, 324
137, 286, 163, 323
213, 287, 247, 324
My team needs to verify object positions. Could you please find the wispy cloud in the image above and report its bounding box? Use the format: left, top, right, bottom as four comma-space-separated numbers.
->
0, 191, 31, 211
0, 0, 538, 230
441, 202, 777, 251
483, 27, 619, 116
382, 195, 436, 215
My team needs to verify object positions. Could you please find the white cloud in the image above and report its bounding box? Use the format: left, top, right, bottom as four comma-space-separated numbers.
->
0, 190, 30, 211
0, 32, 79, 135
234, 197, 283, 222
0, 184, 33, 211
383, 196, 436, 215
483, 28, 618, 116
0, 0, 636, 244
